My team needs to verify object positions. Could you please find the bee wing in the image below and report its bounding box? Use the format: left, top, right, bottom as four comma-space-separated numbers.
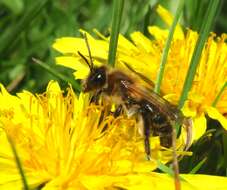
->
123, 62, 155, 89
122, 62, 167, 96
120, 80, 182, 121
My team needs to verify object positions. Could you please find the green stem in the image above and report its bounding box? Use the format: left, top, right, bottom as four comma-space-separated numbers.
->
178, 0, 220, 109
154, 0, 185, 94
108, 0, 124, 67
212, 82, 227, 107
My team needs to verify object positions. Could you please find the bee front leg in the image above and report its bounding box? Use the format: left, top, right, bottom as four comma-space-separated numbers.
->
90, 90, 102, 104
113, 104, 123, 117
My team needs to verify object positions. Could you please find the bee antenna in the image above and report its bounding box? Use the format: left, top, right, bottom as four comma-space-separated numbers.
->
77, 51, 92, 71
83, 33, 94, 71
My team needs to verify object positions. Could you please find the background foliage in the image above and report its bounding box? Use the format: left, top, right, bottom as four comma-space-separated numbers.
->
0, 0, 226, 176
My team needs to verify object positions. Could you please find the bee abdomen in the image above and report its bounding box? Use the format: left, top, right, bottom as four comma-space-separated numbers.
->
160, 134, 172, 148
152, 113, 167, 125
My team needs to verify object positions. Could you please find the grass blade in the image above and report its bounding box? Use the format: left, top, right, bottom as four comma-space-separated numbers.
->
0, 0, 48, 56
157, 160, 186, 181
7, 136, 29, 190
108, 0, 124, 67
178, 0, 220, 109
212, 82, 227, 107
32, 58, 81, 92
154, 0, 185, 94
189, 157, 207, 174
157, 160, 174, 176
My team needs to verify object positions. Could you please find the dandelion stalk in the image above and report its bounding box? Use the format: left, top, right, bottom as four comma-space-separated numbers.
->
154, 0, 185, 94
108, 0, 124, 67
178, 0, 220, 109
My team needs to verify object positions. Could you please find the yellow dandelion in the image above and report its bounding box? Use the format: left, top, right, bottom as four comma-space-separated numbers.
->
53, 5, 227, 142
0, 81, 182, 190
1, 82, 227, 189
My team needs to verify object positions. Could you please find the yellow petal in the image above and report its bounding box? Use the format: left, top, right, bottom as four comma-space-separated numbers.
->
117, 34, 138, 54
193, 113, 207, 140
148, 26, 169, 40
52, 37, 85, 54
130, 32, 152, 53
56, 56, 89, 79
182, 101, 197, 117
182, 174, 227, 190
206, 106, 227, 130
53, 36, 108, 60
46, 80, 61, 93
156, 5, 184, 39
79, 173, 227, 190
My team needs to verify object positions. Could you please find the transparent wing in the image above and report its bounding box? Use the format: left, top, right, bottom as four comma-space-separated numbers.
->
120, 80, 182, 122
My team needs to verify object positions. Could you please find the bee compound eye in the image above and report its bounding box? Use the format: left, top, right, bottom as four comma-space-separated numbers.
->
92, 71, 106, 86
96, 74, 102, 79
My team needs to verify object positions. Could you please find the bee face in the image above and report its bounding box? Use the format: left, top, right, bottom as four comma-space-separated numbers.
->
83, 66, 107, 92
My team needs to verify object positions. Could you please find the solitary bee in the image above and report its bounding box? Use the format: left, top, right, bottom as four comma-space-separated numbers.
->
78, 34, 192, 159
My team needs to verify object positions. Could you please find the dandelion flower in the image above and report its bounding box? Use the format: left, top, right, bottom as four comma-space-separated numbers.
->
1, 82, 227, 189
53, 5, 227, 142
0, 81, 177, 189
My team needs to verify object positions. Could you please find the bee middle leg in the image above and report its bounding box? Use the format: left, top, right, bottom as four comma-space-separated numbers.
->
141, 113, 151, 160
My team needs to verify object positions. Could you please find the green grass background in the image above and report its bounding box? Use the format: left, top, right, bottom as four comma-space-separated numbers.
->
0, 0, 227, 177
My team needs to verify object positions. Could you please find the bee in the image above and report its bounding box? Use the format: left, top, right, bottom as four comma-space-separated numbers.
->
78, 34, 192, 160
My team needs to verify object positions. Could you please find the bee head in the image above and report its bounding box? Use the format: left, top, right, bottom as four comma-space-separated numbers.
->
78, 33, 107, 92
83, 66, 107, 92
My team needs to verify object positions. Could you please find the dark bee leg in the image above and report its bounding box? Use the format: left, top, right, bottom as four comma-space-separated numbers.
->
90, 90, 102, 104
113, 104, 123, 117
141, 113, 151, 160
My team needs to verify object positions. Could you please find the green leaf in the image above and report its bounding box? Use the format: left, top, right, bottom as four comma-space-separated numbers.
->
0, 0, 48, 56
1, 0, 24, 15
32, 58, 81, 93
108, 0, 124, 67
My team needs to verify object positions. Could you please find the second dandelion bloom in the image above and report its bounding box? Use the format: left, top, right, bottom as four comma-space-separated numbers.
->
53, 5, 227, 143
